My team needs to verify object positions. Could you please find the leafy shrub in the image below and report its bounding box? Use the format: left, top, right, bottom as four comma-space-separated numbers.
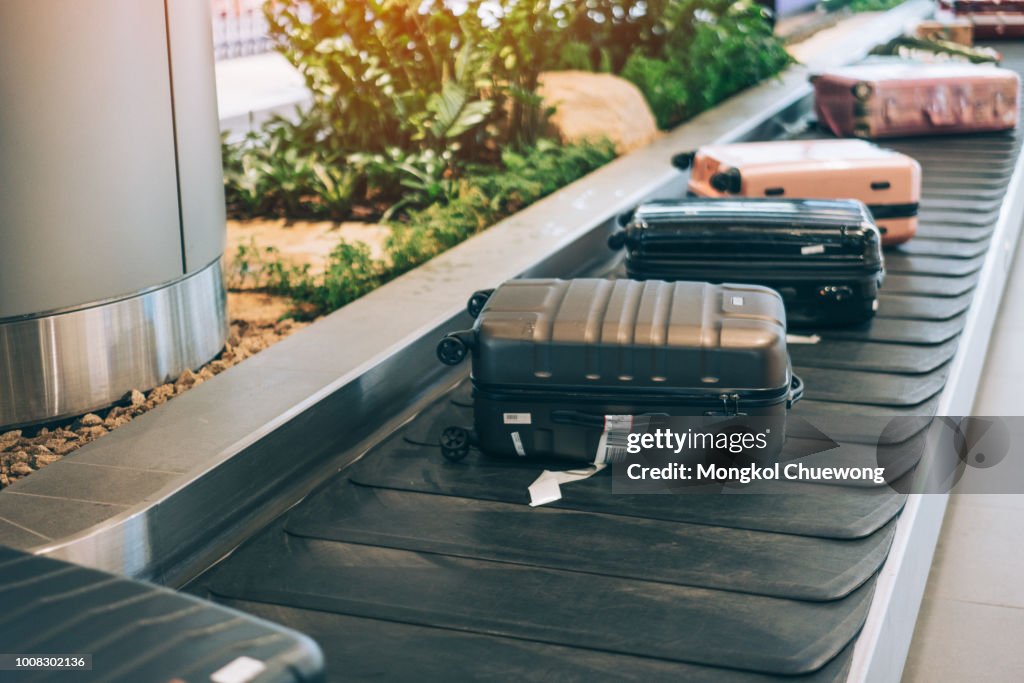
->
387, 139, 617, 275
621, 1, 792, 129
560, 0, 670, 73
222, 112, 361, 220
264, 0, 575, 156
844, 0, 906, 11
224, 0, 791, 317
233, 140, 616, 318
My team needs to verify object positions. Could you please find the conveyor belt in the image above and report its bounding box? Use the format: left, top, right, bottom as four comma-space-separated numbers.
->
190, 45, 1024, 680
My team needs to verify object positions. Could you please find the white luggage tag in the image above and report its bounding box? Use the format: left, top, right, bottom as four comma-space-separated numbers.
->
528, 414, 648, 506
528, 466, 606, 507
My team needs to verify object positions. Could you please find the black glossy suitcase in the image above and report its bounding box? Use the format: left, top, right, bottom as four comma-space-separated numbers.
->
435, 278, 801, 462
609, 198, 885, 327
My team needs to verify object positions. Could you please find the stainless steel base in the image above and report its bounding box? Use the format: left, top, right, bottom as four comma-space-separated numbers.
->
0, 260, 227, 429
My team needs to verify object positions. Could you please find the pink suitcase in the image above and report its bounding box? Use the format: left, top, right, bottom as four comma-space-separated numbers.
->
813, 61, 1020, 139
915, 18, 975, 45
684, 139, 922, 245
962, 12, 1024, 38
949, 0, 1024, 12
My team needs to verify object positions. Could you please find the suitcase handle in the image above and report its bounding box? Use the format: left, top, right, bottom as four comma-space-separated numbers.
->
923, 105, 961, 127
918, 90, 968, 127
788, 374, 804, 409
994, 91, 1009, 120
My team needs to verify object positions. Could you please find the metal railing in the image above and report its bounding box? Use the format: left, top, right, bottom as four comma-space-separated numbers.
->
212, 0, 275, 60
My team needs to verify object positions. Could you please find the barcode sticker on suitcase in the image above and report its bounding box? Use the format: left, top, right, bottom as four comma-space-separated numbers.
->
801, 244, 826, 255
595, 415, 651, 464
503, 412, 532, 425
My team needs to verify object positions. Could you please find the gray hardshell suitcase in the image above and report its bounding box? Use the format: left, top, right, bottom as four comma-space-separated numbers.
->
435, 278, 802, 462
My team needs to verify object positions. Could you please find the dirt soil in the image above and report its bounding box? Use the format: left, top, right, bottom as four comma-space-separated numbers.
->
226, 218, 391, 279
0, 291, 309, 490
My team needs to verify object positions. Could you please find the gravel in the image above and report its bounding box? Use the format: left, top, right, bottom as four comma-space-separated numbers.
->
0, 317, 308, 489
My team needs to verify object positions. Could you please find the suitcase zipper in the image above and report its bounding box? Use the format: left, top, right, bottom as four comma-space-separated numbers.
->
472, 380, 795, 410
626, 260, 883, 280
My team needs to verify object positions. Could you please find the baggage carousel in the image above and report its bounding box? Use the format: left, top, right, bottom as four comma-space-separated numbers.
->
179, 43, 1024, 683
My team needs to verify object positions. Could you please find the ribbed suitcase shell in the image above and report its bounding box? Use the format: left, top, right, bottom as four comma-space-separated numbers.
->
472, 279, 790, 393
448, 279, 796, 461
686, 139, 921, 246
813, 61, 1020, 139
612, 199, 884, 327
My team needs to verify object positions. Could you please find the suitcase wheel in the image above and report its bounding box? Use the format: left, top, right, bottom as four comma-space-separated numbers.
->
852, 82, 873, 101
437, 334, 470, 365
608, 230, 628, 250
671, 151, 695, 170
440, 426, 472, 462
788, 374, 805, 409
710, 167, 742, 194
467, 289, 495, 319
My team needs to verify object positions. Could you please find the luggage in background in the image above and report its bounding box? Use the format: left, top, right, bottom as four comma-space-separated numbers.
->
959, 12, 1024, 39
941, 1, 1024, 38
812, 61, 1020, 139
436, 279, 801, 462
915, 18, 975, 45
870, 36, 1001, 64
609, 198, 884, 327
949, 0, 1024, 11
680, 138, 921, 246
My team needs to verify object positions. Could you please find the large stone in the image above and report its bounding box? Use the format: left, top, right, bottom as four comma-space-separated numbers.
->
539, 71, 660, 154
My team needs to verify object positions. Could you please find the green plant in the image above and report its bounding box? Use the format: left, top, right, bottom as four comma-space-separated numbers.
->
844, 0, 905, 11
620, 0, 791, 129
385, 139, 617, 276
222, 112, 361, 220
560, 0, 670, 73
819, 0, 902, 10
231, 140, 616, 318
223, 0, 792, 319
264, 0, 572, 156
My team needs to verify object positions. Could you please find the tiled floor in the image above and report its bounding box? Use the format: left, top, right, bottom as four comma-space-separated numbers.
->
902, 228, 1024, 682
